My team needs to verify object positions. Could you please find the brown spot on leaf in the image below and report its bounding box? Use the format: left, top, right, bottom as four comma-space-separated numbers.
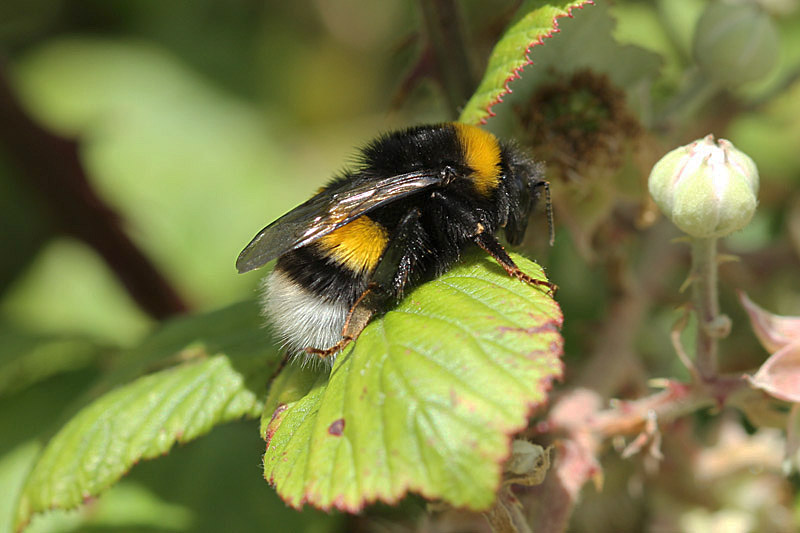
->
450, 387, 460, 407
265, 403, 288, 448
328, 418, 345, 436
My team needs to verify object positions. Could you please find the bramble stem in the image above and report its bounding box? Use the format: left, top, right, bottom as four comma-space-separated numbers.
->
690, 237, 723, 379
417, 0, 475, 118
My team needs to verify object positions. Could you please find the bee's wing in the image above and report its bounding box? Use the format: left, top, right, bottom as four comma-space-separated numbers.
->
235, 171, 443, 273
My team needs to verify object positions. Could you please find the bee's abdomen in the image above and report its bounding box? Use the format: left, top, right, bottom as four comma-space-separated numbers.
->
274, 243, 371, 304
316, 215, 389, 273
262, 268, 350, 363
262, 226, 376, 360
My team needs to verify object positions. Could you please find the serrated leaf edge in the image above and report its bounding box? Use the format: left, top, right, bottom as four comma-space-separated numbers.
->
461, 0, 595, 125
14, 355, 267, 531
263, 262, 565, 512
277, 355, 563, 513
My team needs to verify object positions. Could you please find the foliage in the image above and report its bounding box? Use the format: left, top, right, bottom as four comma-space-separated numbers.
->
2, 1, 800, 533
458, 0, 590, 125
262, 252, 561, 511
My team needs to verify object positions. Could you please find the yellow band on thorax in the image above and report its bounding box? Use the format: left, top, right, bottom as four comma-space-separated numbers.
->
453, 123, 502, 196
317, 216, 389, 272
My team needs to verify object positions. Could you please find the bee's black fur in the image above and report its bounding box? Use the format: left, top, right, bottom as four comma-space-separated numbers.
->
275, 124, 546, 307
277, 245, 369, 304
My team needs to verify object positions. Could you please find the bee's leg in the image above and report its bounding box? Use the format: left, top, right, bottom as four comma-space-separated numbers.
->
304, 287, 378, 358
473, 232, 558, 296
305, 208, 425, 357
370, 207, 425, 299
428, 191, 556, 294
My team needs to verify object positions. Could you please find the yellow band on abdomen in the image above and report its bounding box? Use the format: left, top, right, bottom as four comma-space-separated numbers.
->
317, 216, 389, 272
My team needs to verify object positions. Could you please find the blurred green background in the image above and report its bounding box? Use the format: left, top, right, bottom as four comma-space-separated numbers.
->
0, 1, 431, 532
2, 0, 800, 532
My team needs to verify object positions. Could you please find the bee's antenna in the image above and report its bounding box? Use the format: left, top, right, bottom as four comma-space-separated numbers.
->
542, 181, 555, 246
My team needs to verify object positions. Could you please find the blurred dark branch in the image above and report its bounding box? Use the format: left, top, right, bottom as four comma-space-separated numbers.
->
389, 43, 434, 112
0, 65, 189, 319
417, 0, 476, 118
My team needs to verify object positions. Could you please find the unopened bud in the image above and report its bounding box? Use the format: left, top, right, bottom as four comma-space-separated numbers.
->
693, 2, 779, 87
648, 135, 759, 238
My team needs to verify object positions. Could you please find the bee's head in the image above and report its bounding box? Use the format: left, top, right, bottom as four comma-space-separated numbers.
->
500, 144, 550, 246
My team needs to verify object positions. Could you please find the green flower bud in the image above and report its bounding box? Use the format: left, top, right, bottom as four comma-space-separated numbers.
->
692, 2, 779, 87
648, 135, 759, 238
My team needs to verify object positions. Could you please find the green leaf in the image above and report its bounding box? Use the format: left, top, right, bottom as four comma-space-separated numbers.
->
263, 251, 563, 512
14, 301, 280, 530
1, 239, 153, 346
459, 0, 594, 125
499, 2, 663, 97
0, 327, 107, 397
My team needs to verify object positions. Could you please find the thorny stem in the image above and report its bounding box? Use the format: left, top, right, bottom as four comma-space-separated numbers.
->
537, 374, 748, 445
525, 372, 758, 531
589, 375, 746, 439
690, 237, 726, 379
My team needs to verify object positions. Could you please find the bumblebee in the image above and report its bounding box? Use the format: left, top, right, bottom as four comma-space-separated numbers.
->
237, 123, 554, 364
